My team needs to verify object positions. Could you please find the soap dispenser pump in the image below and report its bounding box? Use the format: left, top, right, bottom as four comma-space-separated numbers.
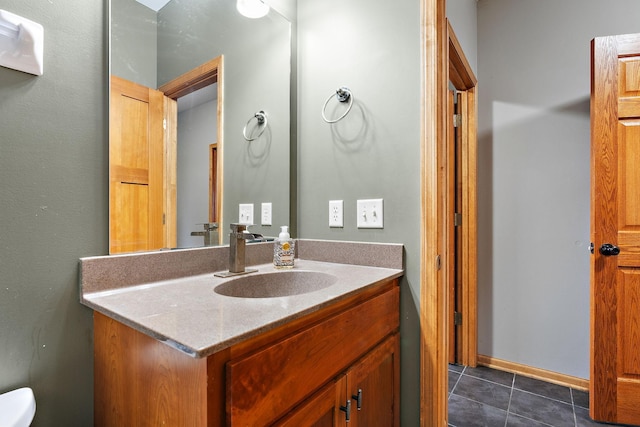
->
274, 225, 295, 269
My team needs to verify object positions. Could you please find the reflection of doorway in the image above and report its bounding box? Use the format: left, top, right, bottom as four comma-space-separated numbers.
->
173, 83, 219, 247
160, 56, 224, 247
446, 21, 478, 368
109, 56, 224, 252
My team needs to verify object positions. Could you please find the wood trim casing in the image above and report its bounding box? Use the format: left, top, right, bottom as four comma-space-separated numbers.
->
459, 87, 478, 368
420, 0, 448, 425
448, 21, 477, 90
478, 355, 589, 391
447, 20, 478, 369
164, 97, 178, 249
158, 57, 220, 100
421, 6, 479, 425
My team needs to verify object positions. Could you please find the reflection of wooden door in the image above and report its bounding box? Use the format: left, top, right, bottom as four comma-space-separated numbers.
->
110, 75, 171, 253
591, 33, 640, 425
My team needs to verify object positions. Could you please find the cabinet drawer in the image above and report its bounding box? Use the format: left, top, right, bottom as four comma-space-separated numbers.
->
226, 285, 399, 426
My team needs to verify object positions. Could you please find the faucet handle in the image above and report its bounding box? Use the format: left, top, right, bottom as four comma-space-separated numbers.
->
230, 223, 248, 233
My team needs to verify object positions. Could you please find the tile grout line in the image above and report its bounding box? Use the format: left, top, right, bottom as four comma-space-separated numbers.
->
570, 388, 577, 427
503, 373, 516, 427
510, 387, 575, 407
449, 366, 465, 397
449, 366, 591, 427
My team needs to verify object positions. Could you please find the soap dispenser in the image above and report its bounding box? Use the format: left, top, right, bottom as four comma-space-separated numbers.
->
274, 226, 295, 269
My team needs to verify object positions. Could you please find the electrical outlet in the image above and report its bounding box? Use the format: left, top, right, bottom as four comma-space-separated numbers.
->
329, 200, 343, 228
261, 202, 272, 226
357, 198, 383, 229
239, 203, 254, 224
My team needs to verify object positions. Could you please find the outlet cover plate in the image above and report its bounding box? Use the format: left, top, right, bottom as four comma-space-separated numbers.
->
239, 203, 254, 224
329, 200, 343, 228
261, 202, 272, 226
357, 198, 383, 229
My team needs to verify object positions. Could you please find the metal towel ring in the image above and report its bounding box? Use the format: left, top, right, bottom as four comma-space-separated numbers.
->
322, 87, 353, 123
243, 110, 268, 141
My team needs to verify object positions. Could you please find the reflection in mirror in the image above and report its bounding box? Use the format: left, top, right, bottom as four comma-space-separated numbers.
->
110, 0, 291, 253
177, 84, 219, 248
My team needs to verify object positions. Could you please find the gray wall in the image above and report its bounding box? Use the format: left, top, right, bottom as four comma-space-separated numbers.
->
296, 0, 422, 422
111, 0, 157, 88
0, 1, 105, 425
447, 0, 478, 76
477, 0, 640, 379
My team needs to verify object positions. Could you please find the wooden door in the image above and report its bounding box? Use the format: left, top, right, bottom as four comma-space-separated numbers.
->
448, 89, 465, 364
109, 75, 169, 253
591, 32, 640, 425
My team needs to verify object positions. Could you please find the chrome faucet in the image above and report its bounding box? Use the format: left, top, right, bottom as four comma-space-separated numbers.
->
190, 222, 219, 246
215, 223, 264, 277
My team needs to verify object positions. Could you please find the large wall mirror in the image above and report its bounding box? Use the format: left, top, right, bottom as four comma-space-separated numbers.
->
110, 0, 291, 252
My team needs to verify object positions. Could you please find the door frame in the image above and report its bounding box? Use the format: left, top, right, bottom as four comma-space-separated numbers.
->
420, 0, 478, 423
447, 21, 478, 368
420, 0, 447, 423
158, 56, 225, 245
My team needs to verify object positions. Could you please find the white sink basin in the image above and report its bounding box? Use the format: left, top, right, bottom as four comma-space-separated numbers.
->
214, 270, 338, 298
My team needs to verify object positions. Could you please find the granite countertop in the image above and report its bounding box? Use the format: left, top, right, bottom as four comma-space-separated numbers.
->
80, 240, 404, 358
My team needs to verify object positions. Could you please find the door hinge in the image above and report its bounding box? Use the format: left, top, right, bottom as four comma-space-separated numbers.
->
436, 255, 441, 271
162, 213, 166, 225
453, 113, 462, 128
454, 311, 462, 326
163, 118, 167, 130
454, 212, 462, 227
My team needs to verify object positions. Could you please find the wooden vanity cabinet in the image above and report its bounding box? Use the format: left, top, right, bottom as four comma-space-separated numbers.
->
93, 279, 399, 426
274, 334, 399, 427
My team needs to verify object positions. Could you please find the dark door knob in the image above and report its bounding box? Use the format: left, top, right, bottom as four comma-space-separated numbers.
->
599, 243, 620, 256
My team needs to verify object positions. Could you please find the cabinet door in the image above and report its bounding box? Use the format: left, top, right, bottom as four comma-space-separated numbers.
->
348, 334, 400, 427
227, 287, 399, 425
274, 376, 347, 427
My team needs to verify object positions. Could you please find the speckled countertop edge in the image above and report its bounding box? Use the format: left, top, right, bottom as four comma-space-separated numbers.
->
80, 240, 404, 358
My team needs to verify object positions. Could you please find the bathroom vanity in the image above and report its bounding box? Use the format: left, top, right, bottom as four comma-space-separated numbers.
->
80, 240, 403, 426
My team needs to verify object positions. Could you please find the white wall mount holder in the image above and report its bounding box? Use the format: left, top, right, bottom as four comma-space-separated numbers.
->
0, 9, 44, 76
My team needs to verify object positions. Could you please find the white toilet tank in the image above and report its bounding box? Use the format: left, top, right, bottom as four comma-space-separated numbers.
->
0, 387, 36, 427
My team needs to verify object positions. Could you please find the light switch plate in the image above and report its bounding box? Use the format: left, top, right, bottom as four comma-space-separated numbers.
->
329, 200, 343, 228
357, 199, 383, 229
239, 203, 254, 224
261, 202, 272, 226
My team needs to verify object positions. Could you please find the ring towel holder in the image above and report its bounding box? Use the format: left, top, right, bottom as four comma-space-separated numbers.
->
322, 87, 353, 123
243, 110, 268, 141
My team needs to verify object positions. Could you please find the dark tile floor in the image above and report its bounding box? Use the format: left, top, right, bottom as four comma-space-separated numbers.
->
448, 364, 616, 427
